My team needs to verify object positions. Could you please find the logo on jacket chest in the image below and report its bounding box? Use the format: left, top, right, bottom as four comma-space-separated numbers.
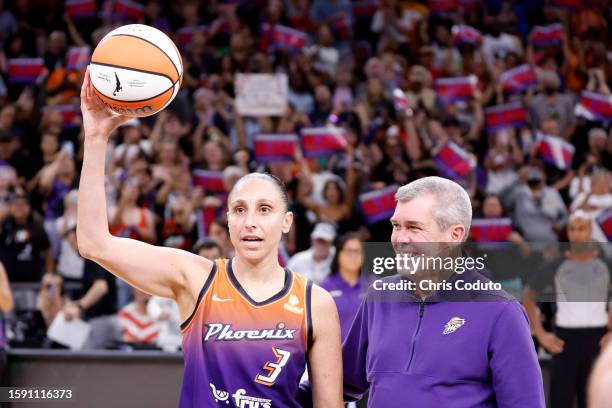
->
442, 317, 466, 335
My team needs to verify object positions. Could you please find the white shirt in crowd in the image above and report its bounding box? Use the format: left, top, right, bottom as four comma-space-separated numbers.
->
147, 296, 182, 351
570, 192, 612, 244
287, 247, 336, 284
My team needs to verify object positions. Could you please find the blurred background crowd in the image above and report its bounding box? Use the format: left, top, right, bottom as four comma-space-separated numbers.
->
0, 0, 611, 382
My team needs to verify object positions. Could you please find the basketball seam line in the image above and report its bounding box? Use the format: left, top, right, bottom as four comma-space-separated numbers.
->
107, 33, 181, 80
90, 61, 176, 85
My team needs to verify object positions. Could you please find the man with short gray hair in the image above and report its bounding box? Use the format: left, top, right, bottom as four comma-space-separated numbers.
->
394, 176, 473, 240
337, 176, 545, 407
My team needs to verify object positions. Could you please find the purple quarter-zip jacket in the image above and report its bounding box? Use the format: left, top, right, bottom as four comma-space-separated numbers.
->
341, 272, 545, 408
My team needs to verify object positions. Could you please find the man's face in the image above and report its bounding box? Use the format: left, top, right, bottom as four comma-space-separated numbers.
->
198, 247, 222, 261
312, 238, 332, 259
390, 194, 465, 266
391, 194, 448, 245
567, 218, 592, 244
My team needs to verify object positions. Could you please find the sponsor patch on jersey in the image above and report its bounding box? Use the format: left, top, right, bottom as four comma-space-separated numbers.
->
204, 322, 296, 342
283, 295, 303, 315
210, 383, 273, 407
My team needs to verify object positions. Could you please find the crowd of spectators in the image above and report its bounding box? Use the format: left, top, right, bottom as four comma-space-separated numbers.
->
0, 0, 610, 357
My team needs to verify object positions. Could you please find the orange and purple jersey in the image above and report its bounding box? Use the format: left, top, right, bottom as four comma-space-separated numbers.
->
179, 258, 313, 408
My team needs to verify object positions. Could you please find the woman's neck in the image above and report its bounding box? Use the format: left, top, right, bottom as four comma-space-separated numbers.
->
339, 267, 359, 286
232, 253, 284, 286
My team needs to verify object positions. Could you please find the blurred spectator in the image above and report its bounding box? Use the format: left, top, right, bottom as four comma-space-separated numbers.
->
208, 219, 234, 258
43, 31, 67, 73
297, 152, 356, 225
31, 149, 77, 257
304, 24, 340, 77
480, 194, 527, 247
192, 238, 222, 260
61, 253, 117, 322
0, 129, 28, 181
430, 18, 462, 76
118, 288, 159, 346
0, 188, 53, 282
113, 119, 152, 168
405, 65, 435, 114
371, 0, 420, 51
0, 0, 18, 51
482, 13, 522, 71
287, 222, 336, 283
524, 211, 611, 408
37, 273, 66, 330
161, 191, 198, 250
109, 178, 156, 243
310, 84, 334, 126
320, 233, 363, 340
528, 72, 575, 139
570, 170, 612, 243
475, 195, 529, 298
504, 166, 567, 242
8, 273, 65, 348
484, 128, 523, 195
569, 128, 609, 200
147, 294, 180, 351
309, 0, 351, 26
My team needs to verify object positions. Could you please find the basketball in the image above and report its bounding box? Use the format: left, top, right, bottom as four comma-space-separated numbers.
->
89, 24, 183, 117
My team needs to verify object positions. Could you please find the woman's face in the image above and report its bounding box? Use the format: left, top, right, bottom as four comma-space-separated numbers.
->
324, 181, 342, 205
121, 179, 140, 202
338, 238, 364, 274
203, 140, 223, 166
482, 196, 503, 218
124, 127, 141, 144
48, 110, 64, 127
159, 142, 177, 164
209, 222, 228, 245
41, 134, 59, 155
227, 178, 292, 264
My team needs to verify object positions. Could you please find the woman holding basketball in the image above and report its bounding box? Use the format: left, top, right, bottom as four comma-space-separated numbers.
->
77, 68, 343, 407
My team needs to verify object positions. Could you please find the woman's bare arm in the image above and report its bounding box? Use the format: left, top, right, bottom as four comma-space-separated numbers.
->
0, 262, 13, 313
77, 67, 211, 310
308, 286, 343, 408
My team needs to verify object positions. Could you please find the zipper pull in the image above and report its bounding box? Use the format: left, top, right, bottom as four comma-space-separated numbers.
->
419, 301, 425, 318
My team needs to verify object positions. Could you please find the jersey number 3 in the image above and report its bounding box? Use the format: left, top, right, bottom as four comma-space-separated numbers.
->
255, 348, 291, 386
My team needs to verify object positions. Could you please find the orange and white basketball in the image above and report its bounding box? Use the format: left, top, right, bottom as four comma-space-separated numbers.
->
89, 24, 183, 117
